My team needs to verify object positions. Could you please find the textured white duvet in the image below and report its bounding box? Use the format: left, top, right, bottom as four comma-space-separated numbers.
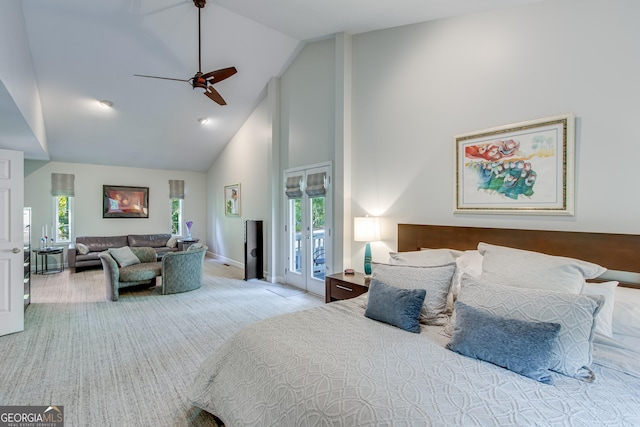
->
189, 297, 640, 426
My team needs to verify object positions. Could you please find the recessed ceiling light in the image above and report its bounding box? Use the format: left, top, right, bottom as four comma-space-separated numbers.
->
99, 99, 113, 108
198, 118, 209, 125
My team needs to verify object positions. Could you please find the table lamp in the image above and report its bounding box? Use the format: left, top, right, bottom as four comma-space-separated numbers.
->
354, 216, 381, 276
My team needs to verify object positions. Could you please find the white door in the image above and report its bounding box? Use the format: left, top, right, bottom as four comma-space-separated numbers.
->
284, 164, 331, 297
0, 149, 25, 336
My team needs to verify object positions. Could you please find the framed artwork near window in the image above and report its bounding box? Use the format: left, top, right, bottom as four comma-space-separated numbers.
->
454, 114, 574, 215
224, 183, 240, 217
103, 185, 149, 218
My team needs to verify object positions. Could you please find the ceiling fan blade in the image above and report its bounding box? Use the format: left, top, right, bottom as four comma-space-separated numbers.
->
133, 74, 190, 83
142, 2, 187, 17
202, 67, 237, 84
204, 86, 227, 105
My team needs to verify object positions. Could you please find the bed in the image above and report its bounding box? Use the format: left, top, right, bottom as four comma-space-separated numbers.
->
189, 225, 640, 426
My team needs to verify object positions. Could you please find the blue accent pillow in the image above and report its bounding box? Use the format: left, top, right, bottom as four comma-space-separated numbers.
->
364, 279, 426, 333
446, 301, 561, 385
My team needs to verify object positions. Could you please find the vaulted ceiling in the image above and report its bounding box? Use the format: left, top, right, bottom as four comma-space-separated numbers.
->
7, 0, 541, 172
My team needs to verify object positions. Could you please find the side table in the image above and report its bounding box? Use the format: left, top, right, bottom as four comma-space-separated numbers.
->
325, 272, 370, 303
33, 248, 64, 274
177, 238, 199, 251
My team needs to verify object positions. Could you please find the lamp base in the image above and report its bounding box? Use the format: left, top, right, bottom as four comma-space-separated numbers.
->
364, 242, 372, 275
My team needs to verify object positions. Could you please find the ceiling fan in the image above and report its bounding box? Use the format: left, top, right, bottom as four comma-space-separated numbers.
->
134, 0, 237, 105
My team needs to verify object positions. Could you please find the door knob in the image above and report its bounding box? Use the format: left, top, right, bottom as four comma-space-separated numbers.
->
12, 247, 21, 253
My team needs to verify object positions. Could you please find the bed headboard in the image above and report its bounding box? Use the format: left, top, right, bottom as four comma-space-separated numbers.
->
398, 224, 640, 277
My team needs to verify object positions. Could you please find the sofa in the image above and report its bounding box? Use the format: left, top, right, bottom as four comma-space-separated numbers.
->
69, 234, 178, 272
99, 247, 162, 301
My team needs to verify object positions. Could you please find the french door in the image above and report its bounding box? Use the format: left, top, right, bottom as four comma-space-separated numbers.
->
284, 164, 331, 296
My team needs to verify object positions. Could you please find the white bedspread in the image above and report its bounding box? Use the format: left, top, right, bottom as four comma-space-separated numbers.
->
189, 297, 640, 426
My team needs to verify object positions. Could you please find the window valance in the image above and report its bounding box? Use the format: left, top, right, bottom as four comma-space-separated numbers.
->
51, 173, 75, 197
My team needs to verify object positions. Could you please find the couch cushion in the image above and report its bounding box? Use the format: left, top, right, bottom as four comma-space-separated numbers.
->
167, 236, 178, 248
155, 247, 179, 254
128, 234, 171, 248
119, 262, 162, 282
76, 236, 128, 252
76, 243, 90, 255
108, 246, 141, 268
76, 252, 102, 263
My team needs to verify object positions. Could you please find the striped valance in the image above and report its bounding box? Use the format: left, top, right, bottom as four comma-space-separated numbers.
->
169, 180, 185, 199
305, 172, 326, 197
285, 176, 303, 199
51, 173, 75, 197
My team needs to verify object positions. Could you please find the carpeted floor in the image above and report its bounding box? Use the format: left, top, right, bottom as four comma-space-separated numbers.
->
0, 257, 323, 426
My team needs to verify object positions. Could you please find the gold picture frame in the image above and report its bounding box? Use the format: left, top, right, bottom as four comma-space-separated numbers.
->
455, 114, 574, 215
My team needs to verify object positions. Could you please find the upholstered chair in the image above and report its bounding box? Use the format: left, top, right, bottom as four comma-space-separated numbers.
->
99, 247, 161, 301
161, 246, 208, 295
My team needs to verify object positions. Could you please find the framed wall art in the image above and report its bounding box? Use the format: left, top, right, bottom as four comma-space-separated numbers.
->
103, 185, 149, 218
455, 114, 574, 215
224, 183, 241, 217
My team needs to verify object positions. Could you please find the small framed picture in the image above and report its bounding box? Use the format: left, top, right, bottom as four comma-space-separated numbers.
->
224, 183, 241, 217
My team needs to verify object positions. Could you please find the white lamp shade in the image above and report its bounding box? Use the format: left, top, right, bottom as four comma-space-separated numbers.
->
354, 217, 381, 242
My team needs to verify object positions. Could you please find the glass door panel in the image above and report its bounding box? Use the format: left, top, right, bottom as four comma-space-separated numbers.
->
289, 198, 303, 275
310, 195, 325, 281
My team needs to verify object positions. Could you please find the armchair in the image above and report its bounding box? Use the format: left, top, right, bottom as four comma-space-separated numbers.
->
99, 247, 162, 301
161, 246, 208, 295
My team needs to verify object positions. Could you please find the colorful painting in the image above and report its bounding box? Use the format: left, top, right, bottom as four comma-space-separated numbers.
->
224, 183, 240, 217
455, 114, 574, 215
103, 185, 149, 218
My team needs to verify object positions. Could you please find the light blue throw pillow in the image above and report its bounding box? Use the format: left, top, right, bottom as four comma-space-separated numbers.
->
364, 279, 426, 333
447, 301, 561, 385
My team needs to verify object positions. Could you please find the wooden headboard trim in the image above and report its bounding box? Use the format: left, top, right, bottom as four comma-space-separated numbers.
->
398, 224, 640, 275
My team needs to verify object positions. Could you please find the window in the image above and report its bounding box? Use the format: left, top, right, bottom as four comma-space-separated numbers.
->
171, 198, 183, 236
54, 196, 73, 243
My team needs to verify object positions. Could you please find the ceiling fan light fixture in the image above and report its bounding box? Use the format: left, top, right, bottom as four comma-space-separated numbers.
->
192, 74, 207, 92
99, 99, 113, 108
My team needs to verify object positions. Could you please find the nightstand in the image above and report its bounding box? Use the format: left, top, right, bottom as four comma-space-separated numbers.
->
325, 272, 370, 303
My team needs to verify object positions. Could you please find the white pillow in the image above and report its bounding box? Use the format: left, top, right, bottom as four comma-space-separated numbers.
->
478, 242, 606, 294
371, 262, 456, 326
166, 237, 178, 248
459, 275, 603, 381
388, 248, 461, 266
76, 243, 90, 255
444, 250, 484, 314
611, 286, 640, 338
452, 250, 483, 298
108, 246, 141, 268
581, 281, 618, 338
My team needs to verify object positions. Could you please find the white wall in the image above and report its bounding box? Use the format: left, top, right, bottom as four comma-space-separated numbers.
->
350, 0, 640, 263
280, 39, 336, 169
208, 0, 640, 277
206, 39, 337, 278
0, 1, 47, 155
25, 161, 206, 263
206, 97, 271, 269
